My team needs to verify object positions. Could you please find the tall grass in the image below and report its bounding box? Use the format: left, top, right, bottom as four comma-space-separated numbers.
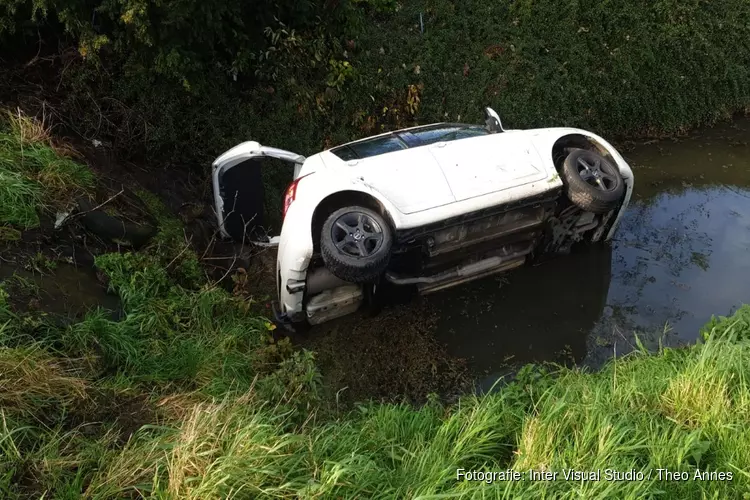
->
4, 270, 750, 498
61, 251, 275, 390
3, 307, 740, 499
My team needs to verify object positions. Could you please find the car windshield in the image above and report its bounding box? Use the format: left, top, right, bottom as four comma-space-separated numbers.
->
331, 124, 488, 161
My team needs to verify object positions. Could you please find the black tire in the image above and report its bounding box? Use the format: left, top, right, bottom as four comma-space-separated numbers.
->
560, 148, 624, 214
77, 198, 157, 249
320, 206, 393, 283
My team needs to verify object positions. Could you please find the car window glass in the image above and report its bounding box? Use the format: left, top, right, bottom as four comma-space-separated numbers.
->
452, 126, 490, 139
331, 125, 490, 160
410, 125, 489, 145
410, 126, 462, 146
333, 146, 358, 161
333, 135, 406, 160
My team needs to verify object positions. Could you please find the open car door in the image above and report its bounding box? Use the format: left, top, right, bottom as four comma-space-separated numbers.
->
212, 141, 305, 245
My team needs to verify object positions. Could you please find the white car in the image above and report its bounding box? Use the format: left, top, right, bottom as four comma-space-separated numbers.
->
212, 108, 634, 329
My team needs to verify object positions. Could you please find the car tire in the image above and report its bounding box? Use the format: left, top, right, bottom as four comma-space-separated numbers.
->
320, 206, 393, 283
77, 197, 158, 249
561, 148, 624, 214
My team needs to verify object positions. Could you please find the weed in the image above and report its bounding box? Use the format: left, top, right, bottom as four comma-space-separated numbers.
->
0, 344, 87, 420
0, 167, 41, 228
135, 189, 203, 287
58, 252, 270, 390
0, 110, 93, 229
27, 252, 57, 275
2, 273, 40, 298
0, 225, 21, 242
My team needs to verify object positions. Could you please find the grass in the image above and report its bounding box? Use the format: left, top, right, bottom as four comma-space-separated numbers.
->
89, 309, 748, 499
0, 344, 87, 419
2, 87, 750, 498
3, 243, 750, 500
0, 110, 93, 229
34, 313, 750, 498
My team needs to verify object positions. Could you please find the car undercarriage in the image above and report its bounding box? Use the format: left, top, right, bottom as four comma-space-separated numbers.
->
294, 185, 623, 326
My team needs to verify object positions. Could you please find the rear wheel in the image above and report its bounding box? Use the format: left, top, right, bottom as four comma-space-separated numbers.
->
561, 149, 624, 214
320, 206, 393, 283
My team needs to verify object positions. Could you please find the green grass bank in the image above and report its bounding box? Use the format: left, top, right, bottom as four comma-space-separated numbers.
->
1, 112, 750, 499
3, 278, 750, 498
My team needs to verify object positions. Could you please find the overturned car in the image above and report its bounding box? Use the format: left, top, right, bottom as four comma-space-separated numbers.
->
212, 108, 634, 329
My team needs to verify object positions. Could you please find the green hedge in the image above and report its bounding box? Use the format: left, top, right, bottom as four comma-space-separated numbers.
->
2, 0, 750, 167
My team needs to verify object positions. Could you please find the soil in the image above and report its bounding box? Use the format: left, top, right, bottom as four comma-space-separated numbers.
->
67, 389, 156, 443
292, 298, 472, 407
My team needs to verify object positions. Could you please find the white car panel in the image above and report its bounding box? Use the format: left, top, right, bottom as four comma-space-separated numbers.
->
346, 146, 456, 214
429, 132, 548, 201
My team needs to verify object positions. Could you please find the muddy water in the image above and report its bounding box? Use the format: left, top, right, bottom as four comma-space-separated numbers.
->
427, 118, 750, 390
0, 263, 120, 319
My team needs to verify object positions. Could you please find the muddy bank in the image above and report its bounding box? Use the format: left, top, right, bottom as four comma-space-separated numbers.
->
296, 299, 471, 406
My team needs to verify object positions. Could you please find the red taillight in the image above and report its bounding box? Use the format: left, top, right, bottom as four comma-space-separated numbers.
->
282, 173, 313, 219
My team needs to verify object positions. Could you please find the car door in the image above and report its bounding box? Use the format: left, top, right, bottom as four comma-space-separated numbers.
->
212, 141, 304, 244
427, 131, 548, 202
332, 134, 455, 214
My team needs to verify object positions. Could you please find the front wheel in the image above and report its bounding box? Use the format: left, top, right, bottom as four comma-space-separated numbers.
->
320, 206, 393, 283
561, 148, 624, 214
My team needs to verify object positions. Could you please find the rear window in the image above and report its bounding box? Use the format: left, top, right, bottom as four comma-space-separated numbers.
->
332, 135, 406, 160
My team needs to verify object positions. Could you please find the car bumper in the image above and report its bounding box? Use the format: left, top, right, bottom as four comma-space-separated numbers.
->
276, 202, 315, 321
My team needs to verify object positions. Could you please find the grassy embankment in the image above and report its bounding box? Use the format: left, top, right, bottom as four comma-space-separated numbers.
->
2, 112, 750, 498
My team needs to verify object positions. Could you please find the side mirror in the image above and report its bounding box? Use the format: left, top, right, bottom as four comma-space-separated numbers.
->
484, 107, 505, 133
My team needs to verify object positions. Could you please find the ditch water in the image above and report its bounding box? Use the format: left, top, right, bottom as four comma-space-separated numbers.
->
425, 118, 750, 390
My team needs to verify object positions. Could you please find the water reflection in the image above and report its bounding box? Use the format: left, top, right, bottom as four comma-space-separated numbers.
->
429, 245, 611, 390
599, 187, 750, 350
429, 117, 750, 382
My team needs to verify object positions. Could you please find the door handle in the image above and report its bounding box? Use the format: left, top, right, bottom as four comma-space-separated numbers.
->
433, 142, 447, 148
347, 160, 360, 166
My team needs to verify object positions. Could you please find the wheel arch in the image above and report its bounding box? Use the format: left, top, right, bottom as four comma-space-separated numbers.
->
551, 133, 618, 173
311, 190, 396, 251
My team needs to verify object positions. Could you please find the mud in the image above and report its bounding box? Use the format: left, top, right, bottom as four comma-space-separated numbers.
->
296, 298, 471, 406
